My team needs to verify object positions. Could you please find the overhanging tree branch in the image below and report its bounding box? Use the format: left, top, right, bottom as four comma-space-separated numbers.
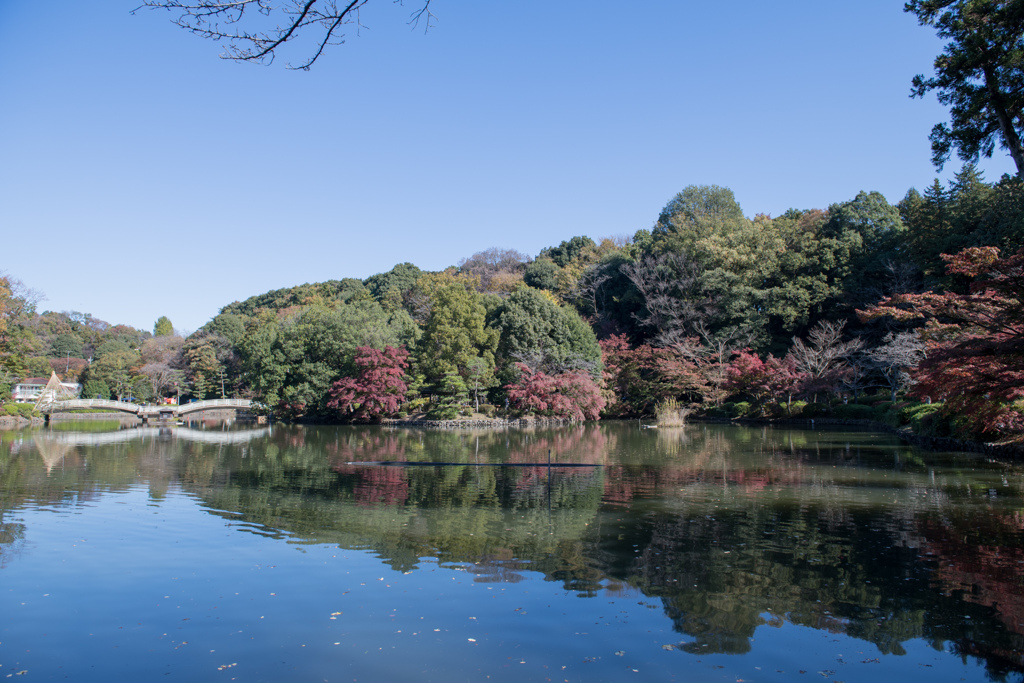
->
137, 0, 435, 69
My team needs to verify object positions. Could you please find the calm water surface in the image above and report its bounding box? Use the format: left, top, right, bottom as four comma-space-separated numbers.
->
0, 421, 1022, 682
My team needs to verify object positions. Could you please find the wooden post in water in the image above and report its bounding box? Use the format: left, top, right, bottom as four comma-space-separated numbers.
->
547, 448, 552, 513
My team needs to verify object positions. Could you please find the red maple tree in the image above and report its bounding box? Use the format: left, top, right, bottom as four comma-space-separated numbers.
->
725, 351, 802, 411
862, 247, 1024, 437
505, 362, 605, 421
599, 334, 712, 416
327, 345, 410, 421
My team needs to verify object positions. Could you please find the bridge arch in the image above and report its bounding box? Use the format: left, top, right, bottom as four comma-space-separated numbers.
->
43, 399, 140, 415
45, 398, 254, 418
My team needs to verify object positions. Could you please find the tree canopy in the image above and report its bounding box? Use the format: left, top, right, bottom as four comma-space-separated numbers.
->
154, 316, 174, 337
907, 0, 1024, 176
492, 287, 602, 377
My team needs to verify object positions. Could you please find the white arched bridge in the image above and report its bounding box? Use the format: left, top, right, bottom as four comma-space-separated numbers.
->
43, 398, 254, 418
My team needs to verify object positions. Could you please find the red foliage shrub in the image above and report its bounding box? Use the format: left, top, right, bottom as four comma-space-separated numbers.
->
725, 351, 802, 409
327, 346, 410, 421
862, 247, 1024, 437
599, 334, 711, 416
505, 362, 605, 421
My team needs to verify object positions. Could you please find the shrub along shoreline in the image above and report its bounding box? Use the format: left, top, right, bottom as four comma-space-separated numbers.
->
692, 396, 1024, 459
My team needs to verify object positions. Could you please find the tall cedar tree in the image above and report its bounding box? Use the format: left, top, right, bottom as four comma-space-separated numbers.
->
907, 0, 1024, 176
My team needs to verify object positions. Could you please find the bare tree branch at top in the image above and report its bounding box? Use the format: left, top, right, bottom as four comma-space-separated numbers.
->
570, 263, 611, 322
866, 331, 926, 403
138, 0, 435, 69
621, 252, 716, 348
789, 320, 864, 401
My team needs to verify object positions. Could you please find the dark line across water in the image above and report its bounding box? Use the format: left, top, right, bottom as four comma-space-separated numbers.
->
345, 461, 602, 467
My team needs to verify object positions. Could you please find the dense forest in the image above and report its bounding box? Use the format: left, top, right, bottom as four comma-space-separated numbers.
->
2, 1, 1022, 442
2, 167, 1022, 441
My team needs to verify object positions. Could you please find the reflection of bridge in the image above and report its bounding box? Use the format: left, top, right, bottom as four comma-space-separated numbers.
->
43, 398, 253, 418
40, 426, 273, 446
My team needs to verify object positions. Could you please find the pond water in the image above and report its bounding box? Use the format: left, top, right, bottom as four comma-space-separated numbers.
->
0, 421, 1022, 682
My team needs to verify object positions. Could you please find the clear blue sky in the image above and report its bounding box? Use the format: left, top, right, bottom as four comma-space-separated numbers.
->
1, 0, 1017, 334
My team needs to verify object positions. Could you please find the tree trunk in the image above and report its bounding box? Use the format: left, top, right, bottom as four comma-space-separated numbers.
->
983, 63, 1024, 178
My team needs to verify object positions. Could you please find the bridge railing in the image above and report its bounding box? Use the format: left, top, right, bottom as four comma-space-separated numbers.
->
44, 399, 140, 414
175, 399, 252, 414
46, 398, 253, 416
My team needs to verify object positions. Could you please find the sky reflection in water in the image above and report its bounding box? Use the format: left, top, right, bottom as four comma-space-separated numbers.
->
0, 421, 1021, 682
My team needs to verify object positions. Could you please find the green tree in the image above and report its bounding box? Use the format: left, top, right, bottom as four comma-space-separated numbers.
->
539, 236, 597, 268
418, 282, 498, 384
651, 185, 749, 256
523, 258, 561, 292
0, 374, 12, 405
986, 174, 1024, 251
907, 0, 1024, 176
192, 372, 210, 401
220, 279, 370, 317
132, 375, 154, 402
238, 311, 286, 405
428, 371, 471, 419
465, 356, 496, 412
234, 299, 412, 416
51, 333, 84, 358
646, 185, 785, 345
207, 313, 246, 344
900, 180, 952, 280
818, 190, 908, 311
364, 262, 424, 307
0, 275, 42, 375
25, 357, 52, 377
154, 316, 174, 337
183, 335, 222, 399
760, 209, 838, 349
84, 348, 140, 400
81, 379, 110, 400
95, 339, 133, 360
899, 166, 1008, 287
492, 287, 602, 378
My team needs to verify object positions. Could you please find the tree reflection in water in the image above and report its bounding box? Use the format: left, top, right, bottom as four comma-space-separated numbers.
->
1, 421, 1022, 678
